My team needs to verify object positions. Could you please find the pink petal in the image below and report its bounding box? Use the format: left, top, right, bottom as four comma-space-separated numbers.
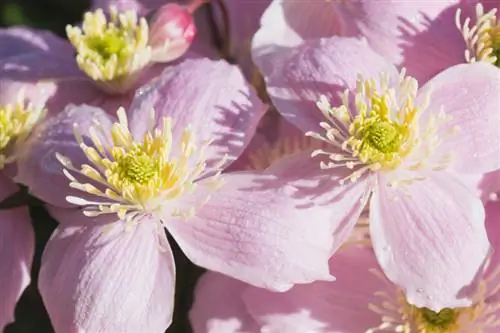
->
419, 62, 500, 174
370, 171, 490, 310
398, 1, 467, 83
15, 105, 115, 207
168, 151, 370, 291
189, 272, 260, 333
0, 174, 34, 330
167, 171, 338, 292
265, 37, 398, 134
128, 58, 266, 174
335, 1, 462, 82
0, 27, 73, 60
251, 0, 341, 76
242, 245, 391, 332
39, 209, 175, 333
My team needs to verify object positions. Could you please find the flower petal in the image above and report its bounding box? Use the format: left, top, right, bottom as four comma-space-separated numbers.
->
39, 209, 175, 333
370, 171, 490, 310
15, 105, 115, 207
167, 152, 370, 291
166, 171, 338, 292
0, 174, 34, 330
0, 27, 73, 60
265, 37, 398, 134
251, 0, 341, 76
242, 245, 390, 333
189, 272, 260, 333
419, 62, 500, 174
128, 57, 266, 173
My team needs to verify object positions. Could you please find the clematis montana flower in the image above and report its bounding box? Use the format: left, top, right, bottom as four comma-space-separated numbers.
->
260, 36, 500, 310
24, 58, 338, 332
190, 244, 500, 333
0, 1, 207, 122
252, 0, 473, 84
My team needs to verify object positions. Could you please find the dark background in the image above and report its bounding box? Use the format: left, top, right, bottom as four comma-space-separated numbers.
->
1, 1, 206, 332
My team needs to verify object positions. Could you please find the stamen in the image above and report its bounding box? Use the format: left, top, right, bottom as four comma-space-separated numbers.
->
456, 3, 500, 66
66, 6, 152, 92
365, 262, 500, 333
0, 90, 45, 168
57, 107, 223, 223
307, 70, 455, 185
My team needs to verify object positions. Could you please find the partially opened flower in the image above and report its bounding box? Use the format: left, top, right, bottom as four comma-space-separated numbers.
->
26, 58, 338, 332
190, 244, 500, 333
0, 1, 209, 123
260, 36, 500, 310
252, 0, 469, 84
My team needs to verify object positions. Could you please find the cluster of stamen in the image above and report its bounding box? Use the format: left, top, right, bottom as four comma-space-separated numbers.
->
0, 91, 45, 169
366, 266, 500, 333
456, 3, 500, 66
56, 107, 222, 223
307, 71, 454, 185
66, 6, 151, 91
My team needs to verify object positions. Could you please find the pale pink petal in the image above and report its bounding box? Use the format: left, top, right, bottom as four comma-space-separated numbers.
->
0, 174, 34, 330
251, 0, 341, 76
15, 105, 115, 207
167, 171, 334, 291
129, 58, 266, 173
242, 246, 390, 333
167, 153, 370, 290
189, 272, 260, 333
370, 171, 489, 310
334, 1, 462, 82
39, 209, 175, 333
419, 62, 500, 174
0, 27, 73, 60
265, 37, 398, 134
398, 1, 467, 83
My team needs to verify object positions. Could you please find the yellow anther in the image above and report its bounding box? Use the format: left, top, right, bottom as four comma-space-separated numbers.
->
456, 3, 500, 66
66, 6, 151, 90
0, 90, 45, 168
57, 107, 223, 223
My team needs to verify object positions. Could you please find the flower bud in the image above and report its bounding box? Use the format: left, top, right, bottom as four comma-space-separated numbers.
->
148, 3, 197, 63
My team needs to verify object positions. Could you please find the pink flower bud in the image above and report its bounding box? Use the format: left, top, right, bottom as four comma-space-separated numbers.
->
148, 3, 197, 63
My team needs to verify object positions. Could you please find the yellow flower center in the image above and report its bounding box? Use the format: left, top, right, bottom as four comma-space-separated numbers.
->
410, 307, 461, 333
307, 70, 454, 185
0, 91, 45, 169
66, 6, 151, 92
366, 266, 500, 333
56, 107, 223, 222
456, 3, 500, 66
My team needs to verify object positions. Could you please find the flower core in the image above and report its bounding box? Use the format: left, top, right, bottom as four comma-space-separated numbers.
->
366, 267, 500, 333
66, 7, 151, 92
57, 108, 221, 222
307, 71, 453, 184
456, 3, 500, 66
0, 91, 45, 168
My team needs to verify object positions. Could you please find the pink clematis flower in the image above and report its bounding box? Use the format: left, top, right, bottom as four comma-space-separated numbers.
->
0, 1, 211, 123
259, 36, 500, 310
252, 0, 474, 84
190, 243, 500, 333
24, 58, 338, 332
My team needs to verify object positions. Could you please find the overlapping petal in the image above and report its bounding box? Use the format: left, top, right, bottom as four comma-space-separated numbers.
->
370, 171, 489, 310
39, 209, 175, 333
0, 174, 34, 330
15, 105, 115, 207
129, 58, 266, 174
